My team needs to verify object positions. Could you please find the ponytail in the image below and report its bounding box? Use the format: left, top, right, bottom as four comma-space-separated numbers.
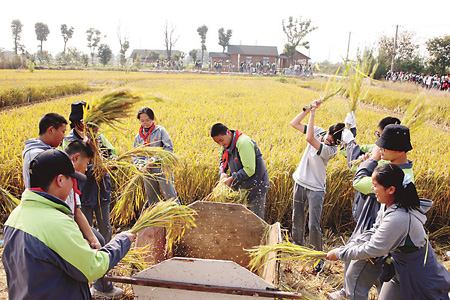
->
374, 164, 420, 211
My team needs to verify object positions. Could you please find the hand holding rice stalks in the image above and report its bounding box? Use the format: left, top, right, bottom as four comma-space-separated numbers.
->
204, 182, 249, 205
246, 241, 327, 272
130, 200, 197, 253
303, 68, 343, 111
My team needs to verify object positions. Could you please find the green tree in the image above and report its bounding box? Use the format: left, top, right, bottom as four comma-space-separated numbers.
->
189, 49, 197, 62
377, 30, 419, 72
61, 24, 74, 54
11, 20, 23, 55
218, 28, 232, 53
98, 44, 112, 66
35, 22, 50, 56
282, 16, 316, 63
197, 25, 208, 64
426, 35, 450, 75
86, 28, 102, 65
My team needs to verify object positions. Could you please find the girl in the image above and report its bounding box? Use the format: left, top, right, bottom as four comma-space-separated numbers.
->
326, 163, 450, 299
133, 107, 178, 206
290, 99, 345, 273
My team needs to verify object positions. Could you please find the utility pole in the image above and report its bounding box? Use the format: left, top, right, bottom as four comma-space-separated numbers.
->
390, 25, 399, 72
346, 32, 351, 62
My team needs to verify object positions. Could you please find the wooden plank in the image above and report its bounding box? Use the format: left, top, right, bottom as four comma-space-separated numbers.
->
134, 226, 166, 264
106, 275, 303, 299
175, 202, 267, 268
261, 222, 282, 285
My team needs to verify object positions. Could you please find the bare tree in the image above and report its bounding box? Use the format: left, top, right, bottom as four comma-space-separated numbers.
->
163, 21, 179, 61
11, 19, 23, 55
117, 23, 130, 67
282, 16, 317, 63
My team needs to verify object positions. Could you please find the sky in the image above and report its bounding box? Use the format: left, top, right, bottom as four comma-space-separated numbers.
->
1, 0, 449, 63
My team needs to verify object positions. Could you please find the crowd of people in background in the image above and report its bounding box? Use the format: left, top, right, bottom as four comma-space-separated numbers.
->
385, 70, 450, 91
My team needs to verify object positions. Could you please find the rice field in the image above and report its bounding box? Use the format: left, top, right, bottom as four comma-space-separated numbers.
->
1, 70, 450, 233
1, 70, 450, 299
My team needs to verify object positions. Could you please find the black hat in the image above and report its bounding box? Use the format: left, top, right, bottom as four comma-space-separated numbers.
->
375, 124, 413, 152
30, 149, 87, 187
69, 101, 87, 123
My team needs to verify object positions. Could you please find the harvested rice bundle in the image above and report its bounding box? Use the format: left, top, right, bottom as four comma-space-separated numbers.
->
204, 182, 249, 205
130, 200, 197, 253
247, 240, 327, 271
303, 68, 343, 111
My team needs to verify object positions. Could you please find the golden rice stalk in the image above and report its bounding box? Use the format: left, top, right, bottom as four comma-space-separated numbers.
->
0, 185, 20, 213
303, 67, 343, 111
344, 57, 379, 113
111, 173, 147, 225
120, 245, 153, 271
246, 241, 327, 272
130, 200, 197, 253
108, 146, 180, 178
204, 182, 249, 205
83, 88, 164, 182
402, 96, 427, 134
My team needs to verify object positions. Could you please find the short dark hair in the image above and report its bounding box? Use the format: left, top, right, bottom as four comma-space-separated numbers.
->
328, 123, 345, 145
378, 117, 401, 130
65, 140, 94, 159
137, 107, 155, 120
210, 123, 228, 137
374, 163, 419, 211
38, 113, 68, 135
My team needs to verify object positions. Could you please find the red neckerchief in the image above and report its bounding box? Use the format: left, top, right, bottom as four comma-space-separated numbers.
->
139, 124, 156, 145
72, 178, 81, 217
221, 130, 242, 173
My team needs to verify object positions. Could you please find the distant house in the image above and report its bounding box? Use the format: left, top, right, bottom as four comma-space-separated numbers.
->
130, 49, 182, 63
209, 45, 279, 71
279, 50, 310, 69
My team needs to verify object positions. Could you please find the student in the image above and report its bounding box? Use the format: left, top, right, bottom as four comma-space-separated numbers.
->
330, 124, 414, 300
2, 148, 135, 300
133, 107, 178, 206
22, 113, 68, 188
290, 99, 344, 273
63, 101, 117, 243
326, 163, 450, 299
210, 123, 270, 219
65, 140, 123, 298
64, 140, 101, 249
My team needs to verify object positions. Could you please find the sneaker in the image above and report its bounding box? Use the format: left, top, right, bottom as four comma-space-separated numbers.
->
327, 290, 345, 300
90, 286, 123, 299
310, 259, 324, 275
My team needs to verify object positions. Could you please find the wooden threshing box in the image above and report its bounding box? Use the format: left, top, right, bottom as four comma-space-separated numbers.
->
111, 202, 301, 299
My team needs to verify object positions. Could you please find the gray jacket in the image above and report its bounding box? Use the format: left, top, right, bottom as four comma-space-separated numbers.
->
133, 125, 174, 166
22, 139, 52, 189
337, 199, 432, 261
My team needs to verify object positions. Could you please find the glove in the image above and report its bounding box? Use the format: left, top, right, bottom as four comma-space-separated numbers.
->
344, 111, 356, 129
341, 129, 355, 144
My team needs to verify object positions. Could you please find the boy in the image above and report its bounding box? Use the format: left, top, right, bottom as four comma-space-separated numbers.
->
63, 100, 117, 243
64, 140, 101, 248
331, 124, 414, 300
65, 140, 123, 298
2, 148, 135, 300
210, 123, 270, 219
22, 113, 68, 188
